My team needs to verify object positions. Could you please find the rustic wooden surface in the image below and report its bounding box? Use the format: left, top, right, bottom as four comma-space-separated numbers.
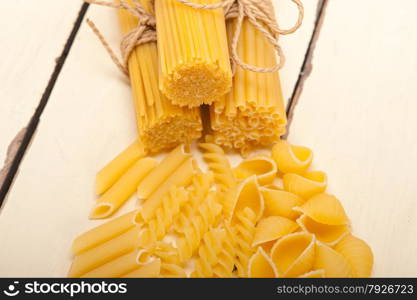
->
1, 0, 416, 277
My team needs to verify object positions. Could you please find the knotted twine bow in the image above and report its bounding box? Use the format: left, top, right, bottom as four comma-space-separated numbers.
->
85, 0, 303, 75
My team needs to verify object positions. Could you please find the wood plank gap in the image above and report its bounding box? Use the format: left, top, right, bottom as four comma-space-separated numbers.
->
284, 0, 329, 139
0, 2, 90, 207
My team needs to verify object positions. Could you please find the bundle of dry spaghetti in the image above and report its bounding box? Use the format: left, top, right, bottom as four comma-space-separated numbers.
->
154, 0, 232, 107
117, 0, 203, 153
209, 3, 287, 155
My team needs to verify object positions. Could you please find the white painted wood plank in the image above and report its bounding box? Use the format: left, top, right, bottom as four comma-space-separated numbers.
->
0, 0, 83, 166
0, 2, 318, 277
289, 0, 417, 276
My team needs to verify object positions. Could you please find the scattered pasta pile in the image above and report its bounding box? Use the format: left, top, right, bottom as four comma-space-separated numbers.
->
68, 140, 373, 277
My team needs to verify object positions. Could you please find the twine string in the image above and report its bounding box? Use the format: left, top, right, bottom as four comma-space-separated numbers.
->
85, 0, 303, 75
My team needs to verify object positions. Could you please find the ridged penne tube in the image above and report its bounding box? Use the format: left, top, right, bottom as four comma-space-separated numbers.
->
210, 16, 287, 153
298, 269, 325, 278
233, 156, 277, 185
155, 0, 232, 107
90, 157, 158, 219
253, 216, 298, 247
270, 232, 315, 277
96, 140, 146, 195
272, 140, 313, 174
72, 210, 139, 255
296, 214, 350, 246
141, 157, 195, 220
118, 1, 202, 152
283, 171, 327, 199
293, 193, 349, 226
159, 263, 187, 278
248, 247, 278, 278
81, 250, 146, 278
121, 259, 161, 278
137, 144, 191, 199
313, 243, 352, 277
231, 176, 264, 223
68, 226, 141, 277
261, 187, 304, 220
333, 235, 373, 277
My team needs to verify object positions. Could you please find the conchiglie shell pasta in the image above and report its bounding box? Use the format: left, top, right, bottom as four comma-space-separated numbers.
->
231, 176, 264, 223
261, 187, 304, 220
298, 269, 325, 278
253, 216, 298, 247
294, 193, 349, 225
314, 243, 352, 277
270, 232, 315, 277
296, 215, 350, 246
283, 171, 327, 199
248, 247, 278, 278
234, 156, 277, 185
272, 140, 313, 174
333, 235, 373, 277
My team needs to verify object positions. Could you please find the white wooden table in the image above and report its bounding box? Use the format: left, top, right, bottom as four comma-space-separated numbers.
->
0, 0, 416, 277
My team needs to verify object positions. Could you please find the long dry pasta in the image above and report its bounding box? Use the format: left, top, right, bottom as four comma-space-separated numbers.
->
119, 0, 202, 152
209, 14, 287, 154
155, 0, 232, 107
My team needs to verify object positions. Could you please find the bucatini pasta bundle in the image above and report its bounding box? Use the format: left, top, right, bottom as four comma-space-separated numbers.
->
118, 0, 202, 152
154, 0, 232, 107
209, 16, 287, 155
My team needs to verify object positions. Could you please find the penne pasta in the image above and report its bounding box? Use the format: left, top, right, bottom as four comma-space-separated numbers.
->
137, 144, 191, 199
68, 226, 141, 277
96, 140, 146, 195
72, 210, 139, 255
121, 259, 161, 278
90, 157, 158, 219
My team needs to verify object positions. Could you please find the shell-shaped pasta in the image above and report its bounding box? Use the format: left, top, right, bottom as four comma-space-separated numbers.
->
294, 193, 349, 225
253, 216, 298, 247
248, 247, 278, 278
283, 171, 327, 199
298, 269, 325, 278
333, 235, 373, 277
233, 155, 277, 185
270, 232, 315, 277
231, 176, 264, 223
314, 243, 352, 277
296, 215, 350, 246
261, 187, 304, 220
272, 140, 313, 174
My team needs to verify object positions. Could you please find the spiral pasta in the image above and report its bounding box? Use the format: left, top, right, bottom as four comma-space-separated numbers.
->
199, 143, 237, 217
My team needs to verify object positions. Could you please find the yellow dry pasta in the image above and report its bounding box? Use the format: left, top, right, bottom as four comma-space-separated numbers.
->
294, 193, 349, 226
253, 216, 298, 248
270, 232, 316, 278
71, 210, 139, 255
313, 243, 352, 277
272, 140, 313, 174
81, 249, 146, 278
333, 235, 373, 277
159, 263, 187, 278
121, 259, 161, 278
261, 187, 304, 220
231, 176, 264, 223
283, 171, 327, 199
297, 215, 350, 246
141, 157, 195, 220
137, 144, 191, 199
155, 0, 232, 107
233, 155, 277, 185
96, 139, 146, 195
298, 269, 325, 278
90, 157, 158, 219
210, 16, 287, 154
199, 142, 238, 218
118, 1, 202, 152
68, 226, 141, 277
248, 247, 278, 278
